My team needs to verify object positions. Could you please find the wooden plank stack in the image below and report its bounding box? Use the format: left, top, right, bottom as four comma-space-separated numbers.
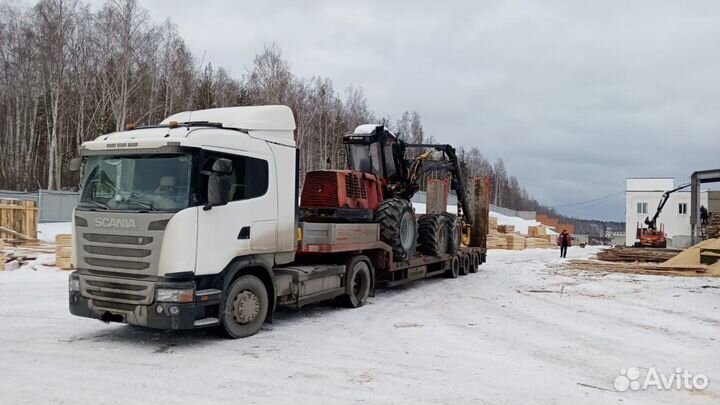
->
706, 213, 720, 239
0, 199, 39, 246
505, 234, 526, 250
497, 225, 515, 234
486, 216, 508, 249
55, 234, 73, 270
596, 246, 681, 263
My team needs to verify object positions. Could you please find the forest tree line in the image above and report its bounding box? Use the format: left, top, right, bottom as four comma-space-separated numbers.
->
2, 0, 551, 214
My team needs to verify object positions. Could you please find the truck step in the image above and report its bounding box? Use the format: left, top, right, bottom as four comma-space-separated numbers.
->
194, 317, 220, 327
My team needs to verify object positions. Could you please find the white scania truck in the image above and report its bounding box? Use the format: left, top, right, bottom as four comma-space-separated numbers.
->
68, 105, 486, 338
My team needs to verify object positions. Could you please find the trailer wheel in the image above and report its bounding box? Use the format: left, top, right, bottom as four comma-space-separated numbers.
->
221, 275, 269, 339
459, 254, 470, 276
375, 198, 417, 260
418, 214, 449, 256
470, 252, 480, 273
442, 213, 461, 254
341, 256, 373, 308
445, 255, 460, 278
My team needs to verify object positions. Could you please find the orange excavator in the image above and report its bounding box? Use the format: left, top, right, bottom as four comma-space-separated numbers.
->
635, 183, 690, 248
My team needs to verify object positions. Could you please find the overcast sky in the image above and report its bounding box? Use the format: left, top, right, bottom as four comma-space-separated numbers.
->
145, 0, 719, 221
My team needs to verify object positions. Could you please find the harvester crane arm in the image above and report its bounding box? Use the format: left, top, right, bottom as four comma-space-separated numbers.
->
644, 182, 690, 230
404, 143, 472, 224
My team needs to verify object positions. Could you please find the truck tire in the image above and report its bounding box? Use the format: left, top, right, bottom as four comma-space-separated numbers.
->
470, 252, 480, 273
442, 213, 461, 254
341, 256, 373, 308
221, 275, 269, 339
417, 214, 449, 256
445, 255, 460, 278
459, 253, 470, 276
375, 198, 417, 260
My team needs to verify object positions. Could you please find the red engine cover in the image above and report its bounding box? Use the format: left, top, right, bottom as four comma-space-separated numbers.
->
301, 170, 382, 210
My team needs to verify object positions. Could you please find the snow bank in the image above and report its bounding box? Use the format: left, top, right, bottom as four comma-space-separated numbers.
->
37, 222, 72, 244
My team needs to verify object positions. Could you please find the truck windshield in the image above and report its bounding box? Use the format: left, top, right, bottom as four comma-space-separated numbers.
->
79, 154, 192, 211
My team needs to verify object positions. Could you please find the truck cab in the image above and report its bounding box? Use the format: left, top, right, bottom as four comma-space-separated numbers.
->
69, 106, 299, 337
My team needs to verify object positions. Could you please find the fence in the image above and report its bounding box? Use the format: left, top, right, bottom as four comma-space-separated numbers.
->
0, 190, 79, 223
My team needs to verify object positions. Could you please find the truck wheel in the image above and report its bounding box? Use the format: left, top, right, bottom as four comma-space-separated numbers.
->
341, 256, 372, 308
375, 198, 417, 260
221, 275, 269, 339
442, 213, 461, 254
470, 252, 480, 273
459, 254, 470, 276
445, 255, 460, 278
417, 214, 449, 256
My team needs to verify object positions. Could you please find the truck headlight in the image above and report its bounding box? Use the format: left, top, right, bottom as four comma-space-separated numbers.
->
155, 288, 194, 303
69, 275, 80, 292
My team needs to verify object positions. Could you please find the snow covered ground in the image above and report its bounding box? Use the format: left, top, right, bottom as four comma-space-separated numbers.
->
0, 247, 718, 404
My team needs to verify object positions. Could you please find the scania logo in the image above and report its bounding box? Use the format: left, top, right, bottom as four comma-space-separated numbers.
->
94, 217, 137, 229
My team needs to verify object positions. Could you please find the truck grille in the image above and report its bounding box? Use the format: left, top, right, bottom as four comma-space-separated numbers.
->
80, 275, 154, 305
80, 233, 155, 275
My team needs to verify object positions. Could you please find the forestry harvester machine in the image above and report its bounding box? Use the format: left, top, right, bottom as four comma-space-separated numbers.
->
300, 125, 472, 260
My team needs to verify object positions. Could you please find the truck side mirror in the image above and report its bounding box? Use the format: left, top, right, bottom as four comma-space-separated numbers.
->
205, 173, 231, 210
69, 157, 81, 172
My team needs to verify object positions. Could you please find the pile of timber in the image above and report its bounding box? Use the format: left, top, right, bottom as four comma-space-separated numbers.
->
505, 234, 525, 250
486, 216, 508, 249
561, 260, 720, 277
497, 225, 515, 234
0, 199, 39, 246
706, 213, 720, 239
525, 225, 556, 249
595, 246, 681, 263
56, 234, 73, 270
0, 243, 55, 271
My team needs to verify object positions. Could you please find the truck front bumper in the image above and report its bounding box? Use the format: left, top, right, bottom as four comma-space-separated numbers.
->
69, 272, 221, 330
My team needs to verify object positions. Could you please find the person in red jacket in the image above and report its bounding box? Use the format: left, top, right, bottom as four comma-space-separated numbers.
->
557, 230, 572, 258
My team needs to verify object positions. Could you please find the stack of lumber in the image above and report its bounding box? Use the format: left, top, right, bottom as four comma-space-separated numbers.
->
0, 243, 55, 270
557, 238, 720, 278
596, 246, 681, 263
527, 225, 546, 238
525, 237, 555, 249
486, 216, 507, 249
0, 199, 39, 246
488, 216, 498, 232
700, 248, 720, 265
706, 213, 720, 239
497, 225, 515, 234
505, 233, 526, 250
561, 260, 720, 277
55, 234, 73, 270
486, 235, 507, 249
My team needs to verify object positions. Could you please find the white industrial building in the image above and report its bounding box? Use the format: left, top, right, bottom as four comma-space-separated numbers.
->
625, 178, 708, 248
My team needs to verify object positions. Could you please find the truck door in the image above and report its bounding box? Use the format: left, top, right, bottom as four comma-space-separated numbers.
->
196, 150, 278, 275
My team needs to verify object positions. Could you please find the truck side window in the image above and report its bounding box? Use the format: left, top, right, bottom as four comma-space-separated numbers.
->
200, 153, 269, 202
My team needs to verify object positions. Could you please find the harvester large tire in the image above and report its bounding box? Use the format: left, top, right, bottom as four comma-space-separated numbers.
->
375, 198, 417, 261
417, 214, 449, 256
442, 213, 461, 254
